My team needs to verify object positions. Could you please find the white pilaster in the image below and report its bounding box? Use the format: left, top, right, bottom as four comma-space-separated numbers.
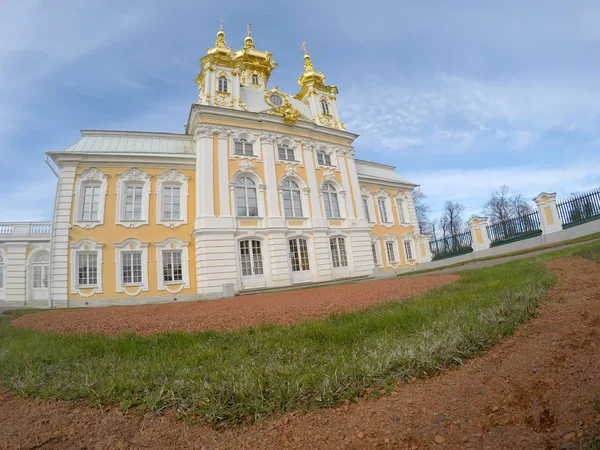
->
218, 130, 232, 219
345, 151, 369, 227
302, 140, 327, 228
50, 163, 77, 308
336, 149, 356, 219
194, 126, 216, 229
260, 134, 285, 228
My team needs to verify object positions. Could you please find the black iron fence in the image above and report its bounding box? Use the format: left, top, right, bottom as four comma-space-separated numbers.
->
429, 230, 473, 260
556, 188, 600, 228
487, 210, 542, 246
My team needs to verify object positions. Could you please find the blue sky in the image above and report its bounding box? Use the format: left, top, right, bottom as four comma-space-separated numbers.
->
1, 0, 599, 222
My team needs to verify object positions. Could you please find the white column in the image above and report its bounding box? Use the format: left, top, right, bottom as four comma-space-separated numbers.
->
260, 134, 285, 228
345, 150, 368, 227
50, 163, 77, 308
468, 217, 491, 251
336, 149, 356, 220
533, 192, 562, 234
217, 130, 232, 219
194, 126, 216, 229
302, 140, 326, 228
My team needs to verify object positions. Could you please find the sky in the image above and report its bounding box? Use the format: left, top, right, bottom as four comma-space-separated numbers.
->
1, 0, 599, 223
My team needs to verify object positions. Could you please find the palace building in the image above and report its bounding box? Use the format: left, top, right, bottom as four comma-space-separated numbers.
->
0, 25, 432, 308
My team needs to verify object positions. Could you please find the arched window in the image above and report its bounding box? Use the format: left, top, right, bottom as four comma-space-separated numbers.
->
218, 75, 228, 92
282, 179, 303, 217
234, 138, 253, 156
251, 73, 259, 85
0, 253, 4, 290
322, 183, 341, 218
32, 251, 50, 289
235, 177, 258, 217
321, 98, 330, 115
316, 151, 331, 166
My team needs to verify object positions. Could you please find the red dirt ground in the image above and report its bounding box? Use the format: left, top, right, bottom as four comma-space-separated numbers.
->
12, 274, 459, 335
1, 256, 599, 449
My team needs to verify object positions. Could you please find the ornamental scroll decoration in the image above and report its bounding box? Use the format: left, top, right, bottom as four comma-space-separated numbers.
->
285, 165, 299, 178
238, 160, 255, 172
323, 169, 337, 182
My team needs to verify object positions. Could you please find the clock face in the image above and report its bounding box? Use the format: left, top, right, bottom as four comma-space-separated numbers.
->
269, 94, 283, 106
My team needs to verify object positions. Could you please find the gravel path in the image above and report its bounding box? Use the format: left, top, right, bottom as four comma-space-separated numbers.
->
12, 274, 458, 335
1, 256, 599, 449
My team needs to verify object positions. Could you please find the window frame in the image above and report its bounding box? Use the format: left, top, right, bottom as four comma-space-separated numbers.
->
155, 238, 190, 293
217, 75, 229, 93
322, 183, 342, 219
73, 168, 108, 229
321, 98, 331, 115
277, 144, 296, 162
70, 239, 104, 296
251, 73, 259, 85
396, 196, 409, 225
281, 179, 304, 218
386, 241, 397, 264
378, 198, 389, 223
235, 176, 259, 217
156, 170, 189, 228
116, 168, 151, 228
329, 237, 348, 268
404, 240, 414, 262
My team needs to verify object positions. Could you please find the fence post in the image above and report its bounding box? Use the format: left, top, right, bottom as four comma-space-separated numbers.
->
533, 192, 562, 234
415, 234, 433, 263
468, 217, 491, 251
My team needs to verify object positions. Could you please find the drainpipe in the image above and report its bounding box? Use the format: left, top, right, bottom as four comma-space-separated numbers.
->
45, 155, 60, 308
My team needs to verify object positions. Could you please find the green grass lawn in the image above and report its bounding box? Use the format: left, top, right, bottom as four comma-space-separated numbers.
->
1, 241, 599, 427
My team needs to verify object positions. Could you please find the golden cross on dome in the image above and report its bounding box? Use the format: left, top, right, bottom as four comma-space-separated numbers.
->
301, 41, 308, 55
219, 17, 224, 31
246, 22, 252, 37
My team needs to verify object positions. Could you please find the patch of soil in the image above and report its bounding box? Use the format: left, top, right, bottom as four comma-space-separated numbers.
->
1, 256, 599, 449
12, 275, 459, 335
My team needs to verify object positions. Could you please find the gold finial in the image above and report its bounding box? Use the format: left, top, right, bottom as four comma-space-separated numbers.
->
301, 41, 314, 72
246, 22, 252, 37
301, 41, 308, 56
215, 17, 226, 48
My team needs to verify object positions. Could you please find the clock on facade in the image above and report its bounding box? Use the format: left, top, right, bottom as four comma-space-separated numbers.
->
269, 93, 283, 106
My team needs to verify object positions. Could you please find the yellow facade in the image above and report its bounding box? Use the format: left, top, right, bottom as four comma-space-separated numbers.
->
68, 166, 196, 302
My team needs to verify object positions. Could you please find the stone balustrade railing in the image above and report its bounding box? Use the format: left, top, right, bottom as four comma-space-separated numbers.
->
0, 222, 52, 238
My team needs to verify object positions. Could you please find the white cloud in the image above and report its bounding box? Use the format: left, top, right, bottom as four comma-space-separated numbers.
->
340, 74, 600, 154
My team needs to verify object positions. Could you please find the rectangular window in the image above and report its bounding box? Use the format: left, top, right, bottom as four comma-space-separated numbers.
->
33, 266, 48, 289
122, 251, 143, 285
81, 185, 100, 221
124, 185, 143, 221
278, 146, 295, 161
330, 237, 348, 268
371, 243, 378, 265
363, 198, 371, 222
162, 250, 183, 282
404, 241, 414, 261
378, 199, 388, 223
317, 152, 331, 166
235, 140, 253, 156
386, 242, 396, 263
396, 199, 406, 224
77, 252, 98, 286
162, 186, 181, 221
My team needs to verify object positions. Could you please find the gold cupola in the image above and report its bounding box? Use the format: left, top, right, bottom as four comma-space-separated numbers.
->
204, 18, 234, 64
234, 23, 278, 88
295, 42, 338, 99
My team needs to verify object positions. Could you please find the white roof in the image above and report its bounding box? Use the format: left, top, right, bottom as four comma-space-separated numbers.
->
355, 159, 417, 187
60, 130, 194, 154
240, 86, 313, 120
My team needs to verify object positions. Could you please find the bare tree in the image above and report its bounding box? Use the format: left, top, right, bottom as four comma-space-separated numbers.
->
440, 200, 466, 237
511, 193, 533, 219
412, 187, 431, 235
484, 185, 512, 223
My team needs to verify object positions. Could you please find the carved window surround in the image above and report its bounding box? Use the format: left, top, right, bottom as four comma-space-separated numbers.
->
155, 170, 190, 228
73, 168, 109, 230
114, 238, 149, 296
